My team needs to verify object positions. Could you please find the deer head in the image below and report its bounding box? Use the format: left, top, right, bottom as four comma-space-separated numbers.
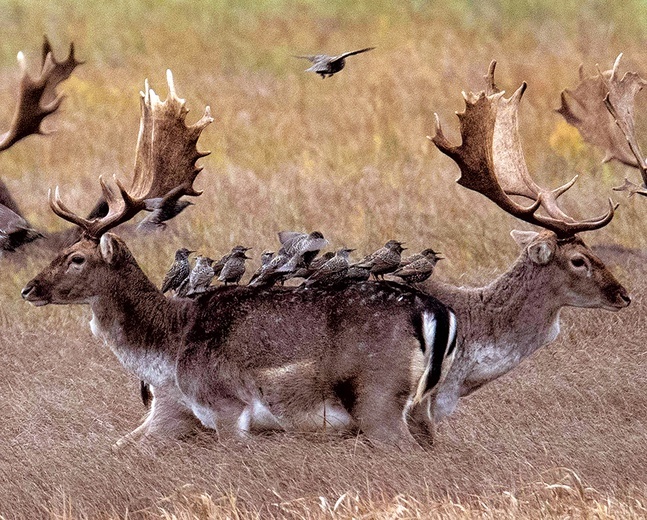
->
430, 61, 629, 311
22, 70, 213, 306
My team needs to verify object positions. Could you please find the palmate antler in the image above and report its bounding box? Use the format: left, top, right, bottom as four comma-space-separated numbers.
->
430, 61, 616, 239
557, 54, 647, 197
0, 36, 82, 152
49, 70, 213, 240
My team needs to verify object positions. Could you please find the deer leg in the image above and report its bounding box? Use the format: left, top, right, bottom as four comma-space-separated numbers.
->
406, 397, 436, 449
113, 384, 198, 451
354, 387, 421, 451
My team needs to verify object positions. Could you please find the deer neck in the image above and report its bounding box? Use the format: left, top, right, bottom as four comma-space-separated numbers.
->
89, 263, 189, 386
428, 255, 563, 358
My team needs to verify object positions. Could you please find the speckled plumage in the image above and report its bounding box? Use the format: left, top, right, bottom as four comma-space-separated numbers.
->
160, 248, 193, 294
354, 240, 406, 280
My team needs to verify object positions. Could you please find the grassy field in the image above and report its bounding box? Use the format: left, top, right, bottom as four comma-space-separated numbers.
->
1, 0, 647, 518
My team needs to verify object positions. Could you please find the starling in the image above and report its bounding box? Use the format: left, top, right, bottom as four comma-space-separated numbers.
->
160, 247, 194, 294
293, 47, 375, 79
393, 249, 444, 284
304, 247, 354, 287
213, 245, 251, 276
137, 186, 194, 232
289, 251, 335, 280
248, 250, 291, 288
344, 265, 371, 283
218, 248, 251, 285
399, 248, 441, 267
186, 256, 216, 295
278, 230, 328, 267
353, 240, 406, 280
0, 203, 43, 252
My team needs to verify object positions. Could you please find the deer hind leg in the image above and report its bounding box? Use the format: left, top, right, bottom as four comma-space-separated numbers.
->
406, 397, 436, 449
112, 384, 198, 451
354, 386, 421, 451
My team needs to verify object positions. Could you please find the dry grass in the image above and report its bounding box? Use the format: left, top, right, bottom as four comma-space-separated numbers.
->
1, 1, 647, 518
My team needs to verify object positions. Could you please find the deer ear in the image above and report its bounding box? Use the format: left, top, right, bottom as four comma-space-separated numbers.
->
511, 230, 555, 265
510, 230, 538, 249
99, 234, 122, 266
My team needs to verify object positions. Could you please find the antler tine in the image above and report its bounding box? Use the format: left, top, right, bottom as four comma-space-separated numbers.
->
432, 62, 616, 238
0, 37, 81, 152
484, 60, 501, 95
40, 37, 83, 107
49, 187, 93, 232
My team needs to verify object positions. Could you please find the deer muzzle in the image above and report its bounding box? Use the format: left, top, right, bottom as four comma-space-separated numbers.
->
21, 280, 50, 306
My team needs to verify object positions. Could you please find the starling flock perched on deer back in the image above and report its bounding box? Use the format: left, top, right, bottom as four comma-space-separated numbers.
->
159, 231, 444, 296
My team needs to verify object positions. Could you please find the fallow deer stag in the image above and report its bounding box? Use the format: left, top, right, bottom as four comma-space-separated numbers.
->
0, 37, 81, 252
407, 62, 630, 444
21, 72, 458, 451
557, 54, 647, 197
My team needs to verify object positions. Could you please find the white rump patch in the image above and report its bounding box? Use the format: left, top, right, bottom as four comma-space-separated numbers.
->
412, 312, 437, 404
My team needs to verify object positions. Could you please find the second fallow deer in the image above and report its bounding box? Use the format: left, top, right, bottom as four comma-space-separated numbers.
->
407, 62, 630, 444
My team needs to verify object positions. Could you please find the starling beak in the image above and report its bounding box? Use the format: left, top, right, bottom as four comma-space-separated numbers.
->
160, 248, 194, 294
293, 47, 375, 78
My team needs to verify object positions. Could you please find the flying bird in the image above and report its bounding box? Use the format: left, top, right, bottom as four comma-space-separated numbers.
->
137, 185, 195, 232
293, 47, 375, 78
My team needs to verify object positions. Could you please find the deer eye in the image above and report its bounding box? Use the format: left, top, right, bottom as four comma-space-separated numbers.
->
70, 255, 86, 265
570, 256, 586, 268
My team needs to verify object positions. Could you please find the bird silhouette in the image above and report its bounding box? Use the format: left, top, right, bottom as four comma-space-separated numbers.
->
293, 47, 375, 78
